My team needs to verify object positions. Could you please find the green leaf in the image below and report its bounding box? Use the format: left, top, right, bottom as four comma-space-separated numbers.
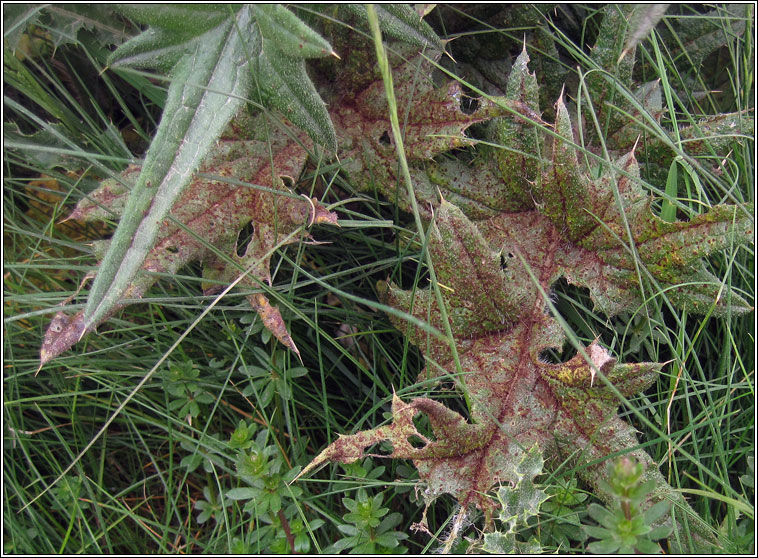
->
109, 26, 205, 71
282, 466, 301, 484
254, 45, 336, 151
337, 524, 360, 536
3, 122, 79, 171
583, 525, 613, 539
3, 4, 45, 52
482, 531, 516, 554
377, 512, 403, 533
4, 4, 129, 52
253, 4, 334, 59
587, 503, 617, 529
634, 538, 664, 553
661, 159, 679, 222
226, 487, 259, 500
288, 367, 309, 378
375, 532, 402, 548
268, 492, 281, 513
353, 541, 377, 554
587, 538, 621, 554
648, 524, 674, 540
83, 6, 257, 332
492, 445, 548, 534
644, 500, 672, 525
331, 537, 355, 551
339, 4, 442, 51
114, 4, 235, 34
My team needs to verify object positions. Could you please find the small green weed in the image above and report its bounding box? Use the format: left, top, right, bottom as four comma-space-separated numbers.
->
326, 488, 409, 554
583, 457, 672, 554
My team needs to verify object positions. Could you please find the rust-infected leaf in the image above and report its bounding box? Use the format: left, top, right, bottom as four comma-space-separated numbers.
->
248, 292, 301, 363
41, 127, 337, 364
302, 39, 752, 553
39, 311, 87, 365
332, 50, 529, 219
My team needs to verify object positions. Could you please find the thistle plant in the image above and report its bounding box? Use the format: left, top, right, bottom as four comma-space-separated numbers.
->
5, 4, 752, 555
296, 6, 752, 553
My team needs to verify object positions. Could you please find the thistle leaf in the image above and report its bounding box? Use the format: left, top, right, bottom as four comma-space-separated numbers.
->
339, 4, 442, 51
619, 5, 670, 63
488, 46, 543, 210
4, 4, 128, 52
41, 127, 338, 364
83, 6, 258, 333
114, 4, 235, 33
333, 51, 532, 219
3, 4, 45, 52
300, 36, 751, 554
254, 46, 336, 152
253, 4, 334, 59
587, 5, 639, 136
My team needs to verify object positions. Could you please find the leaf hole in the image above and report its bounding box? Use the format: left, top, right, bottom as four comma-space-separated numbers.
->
406, 435, 427, 449
236, 221, 255, 257
379, 130, 391, 146
375, 441, 393, 456
437, 379, 456, 392
460, 94, 479, 115
166, 245, 178, 254
546, 278, 594, 318
280, 175, 295, 189
413, 412, 436, 442
395, 258, 430, 290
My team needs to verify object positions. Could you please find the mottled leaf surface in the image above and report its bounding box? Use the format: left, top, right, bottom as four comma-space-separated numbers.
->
40, 128, 338, 364
41, 8, 448, 364
301, 38, 753, 553
333, 50, 540, 220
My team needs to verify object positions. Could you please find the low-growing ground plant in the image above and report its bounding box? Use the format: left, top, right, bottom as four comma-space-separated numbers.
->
4, 4, 754, 554
582, 456, 672, 554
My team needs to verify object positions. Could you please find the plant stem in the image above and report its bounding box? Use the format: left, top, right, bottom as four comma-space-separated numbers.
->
277, 509, 296, 553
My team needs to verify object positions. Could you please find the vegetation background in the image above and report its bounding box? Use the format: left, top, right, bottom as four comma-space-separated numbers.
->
3, 4, 754, 554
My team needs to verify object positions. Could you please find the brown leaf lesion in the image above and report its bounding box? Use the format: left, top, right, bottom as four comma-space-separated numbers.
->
40, 125, 339, 365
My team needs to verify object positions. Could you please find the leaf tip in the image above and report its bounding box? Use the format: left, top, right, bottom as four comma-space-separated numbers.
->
442, 45, 457, 64
40, 310, 87, 365
248, 293, 302, 359
309, 197, 339, 228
